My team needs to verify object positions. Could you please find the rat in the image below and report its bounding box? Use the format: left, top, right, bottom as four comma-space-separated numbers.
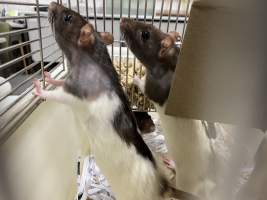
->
120, 18, 181, 106
121, 17, 217, 199
33, 2, 199, 200
120, 18, 267, 200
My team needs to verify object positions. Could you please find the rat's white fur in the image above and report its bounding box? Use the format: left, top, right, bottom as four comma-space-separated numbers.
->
83, 94, 161, 200
35, 85, 164, 200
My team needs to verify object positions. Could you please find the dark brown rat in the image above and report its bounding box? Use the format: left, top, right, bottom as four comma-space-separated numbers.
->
121, 18, 218, 199
120, 18, 262, 200
120, 18, 180, 106
33, 3, 198, 200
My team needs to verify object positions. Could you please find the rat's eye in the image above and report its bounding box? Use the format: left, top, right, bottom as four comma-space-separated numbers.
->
141, 31, 150, 41
63, 14, 72, 23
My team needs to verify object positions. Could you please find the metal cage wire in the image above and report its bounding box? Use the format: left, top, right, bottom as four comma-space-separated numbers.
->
0, 0, 191, 141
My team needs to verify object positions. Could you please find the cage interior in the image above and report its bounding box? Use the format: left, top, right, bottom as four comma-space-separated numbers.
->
0, 0, 191, 139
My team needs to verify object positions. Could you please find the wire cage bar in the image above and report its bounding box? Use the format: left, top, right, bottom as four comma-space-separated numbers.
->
0, 0, 191, 141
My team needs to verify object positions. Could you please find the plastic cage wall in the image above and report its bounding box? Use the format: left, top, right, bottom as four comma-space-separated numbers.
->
0, 0, 192, 140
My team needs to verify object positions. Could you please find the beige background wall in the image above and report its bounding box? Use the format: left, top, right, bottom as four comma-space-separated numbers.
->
0, 101, 90, 200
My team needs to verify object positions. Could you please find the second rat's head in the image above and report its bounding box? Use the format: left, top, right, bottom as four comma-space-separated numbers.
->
48, 2, 113, 60
120, 18, 180, 72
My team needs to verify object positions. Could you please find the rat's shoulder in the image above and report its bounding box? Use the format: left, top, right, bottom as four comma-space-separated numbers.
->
63, 71, 84, 99
63, 63, 108, 99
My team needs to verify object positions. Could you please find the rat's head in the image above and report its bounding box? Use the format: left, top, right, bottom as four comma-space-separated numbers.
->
48, 2, 113, 60
120, 18, 180, 72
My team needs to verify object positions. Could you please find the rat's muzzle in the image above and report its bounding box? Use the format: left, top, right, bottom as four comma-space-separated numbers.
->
48, 2, 58, 25
48, 2, 64, 20
120, 18, 133, 34
48, 2, 58, 14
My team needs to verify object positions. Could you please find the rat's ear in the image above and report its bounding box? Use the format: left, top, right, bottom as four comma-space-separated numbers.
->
99, 32, 114, 45
78, 24, 95, 47
168, 31, 181, 42
159, 37, 175, 59
158, 32, 181, 59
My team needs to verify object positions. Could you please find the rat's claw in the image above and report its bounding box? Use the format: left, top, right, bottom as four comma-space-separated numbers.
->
44, 71, 53, 84
33, 79, 45, 98
163, 157, 176, 171
44, 71, 51, 78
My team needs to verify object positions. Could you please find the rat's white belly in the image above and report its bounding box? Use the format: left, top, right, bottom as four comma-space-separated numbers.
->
73, 93, 163, 200
88, 124, 161, 200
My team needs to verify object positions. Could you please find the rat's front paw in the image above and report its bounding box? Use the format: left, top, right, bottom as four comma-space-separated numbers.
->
44, 71, 65, 87
132, 75, 145, 93
44, 71, 53, 84
133, 76, 141, 86
33, 79, 46, 99
163, 157, 176, 172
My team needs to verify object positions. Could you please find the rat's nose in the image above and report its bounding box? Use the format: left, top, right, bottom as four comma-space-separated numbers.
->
120, 18, 130, 31
120, 18, 130, 25
48, 2, 58, 14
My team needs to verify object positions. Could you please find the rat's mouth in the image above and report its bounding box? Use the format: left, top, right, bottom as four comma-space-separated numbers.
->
120, 31, 131, 50
48, 12, 55, 26
121, 34, 135, 54
48, 13, 56, 35
48, 2, 59, 33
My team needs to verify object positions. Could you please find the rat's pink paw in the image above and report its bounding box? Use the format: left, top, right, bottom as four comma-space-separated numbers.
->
33, 79, 45, 99
44, 71, 65, 86
132, 75, 145, 93
163, 157, 176, 171
44, 71, 53, 84
132, 76, 141, 86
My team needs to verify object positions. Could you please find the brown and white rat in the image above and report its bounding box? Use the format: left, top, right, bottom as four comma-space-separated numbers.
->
33, 3, 198, 200
121, 18, 217, 199
120, 18, 267, 200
